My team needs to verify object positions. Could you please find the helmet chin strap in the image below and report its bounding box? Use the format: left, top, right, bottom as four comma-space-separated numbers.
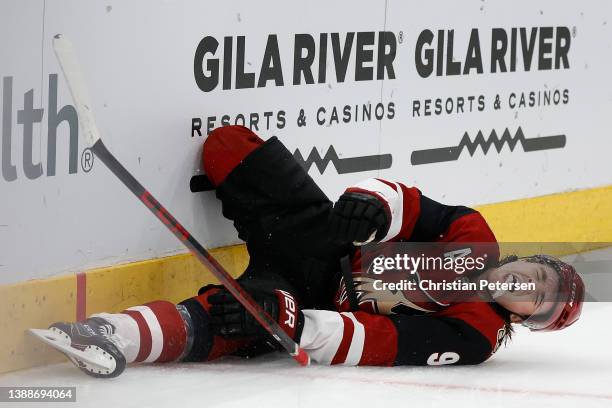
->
492, 292, 533, 324
518, 314, 532, 326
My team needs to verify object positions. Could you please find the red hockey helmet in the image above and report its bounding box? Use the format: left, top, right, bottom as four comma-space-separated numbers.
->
521, 255, 585, 332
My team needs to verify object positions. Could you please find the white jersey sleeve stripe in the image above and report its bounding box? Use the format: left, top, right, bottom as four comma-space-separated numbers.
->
351, 178, 404, 242
340, 312, 365, 366
299, 310, 344, 365
126, 306, 164, 363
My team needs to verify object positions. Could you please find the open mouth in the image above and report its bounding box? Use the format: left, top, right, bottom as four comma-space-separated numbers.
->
506, 274, 518, 293
490, 274, 515, 299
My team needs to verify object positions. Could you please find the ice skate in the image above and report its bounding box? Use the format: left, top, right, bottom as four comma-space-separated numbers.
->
29, 317, 126, 378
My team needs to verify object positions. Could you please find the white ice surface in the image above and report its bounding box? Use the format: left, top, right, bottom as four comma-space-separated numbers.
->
2, 249, 611, 408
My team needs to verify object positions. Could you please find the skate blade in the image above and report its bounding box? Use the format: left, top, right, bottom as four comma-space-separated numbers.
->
28, 328, 116, 373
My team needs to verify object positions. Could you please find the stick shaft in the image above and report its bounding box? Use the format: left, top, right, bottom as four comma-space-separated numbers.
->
52, 33, 309, 366
91, 140, 309, 364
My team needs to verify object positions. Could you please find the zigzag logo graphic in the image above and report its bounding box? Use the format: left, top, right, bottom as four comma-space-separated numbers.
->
293, 146, 392, 174
190, 145, 393, 192
411, 127, 566, 165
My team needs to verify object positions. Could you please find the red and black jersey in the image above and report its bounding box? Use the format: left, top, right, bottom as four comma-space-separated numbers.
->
204, 128, 508, 367
298, 178, 508, 366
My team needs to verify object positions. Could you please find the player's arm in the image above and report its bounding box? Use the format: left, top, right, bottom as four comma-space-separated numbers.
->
209, 278, 504, 366
329, 178, 496, 243
209, 282, 500, 366
299, 309, 496, 366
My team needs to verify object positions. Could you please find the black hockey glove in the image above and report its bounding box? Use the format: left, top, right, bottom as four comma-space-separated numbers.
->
329, 191, 389, 244
208, 280, 303, 341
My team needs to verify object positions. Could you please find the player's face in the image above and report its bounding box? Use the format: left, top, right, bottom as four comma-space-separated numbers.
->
486, 260, 560, 321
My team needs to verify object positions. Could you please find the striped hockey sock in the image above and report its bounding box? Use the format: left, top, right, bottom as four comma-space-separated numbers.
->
93, 300, 187, 363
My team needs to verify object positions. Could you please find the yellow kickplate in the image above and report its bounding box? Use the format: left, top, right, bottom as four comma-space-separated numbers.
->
0, 244, 249, 374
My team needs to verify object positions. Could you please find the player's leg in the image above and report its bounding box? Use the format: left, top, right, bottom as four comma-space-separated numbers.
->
203, 126, 348, 308
47, 287, 259, 378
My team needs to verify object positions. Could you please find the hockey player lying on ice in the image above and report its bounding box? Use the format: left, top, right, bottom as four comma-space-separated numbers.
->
42, 125, 584, 377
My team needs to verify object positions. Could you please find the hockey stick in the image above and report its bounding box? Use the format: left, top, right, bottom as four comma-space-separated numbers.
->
52, 34, 310, 366
340, 255, 360, 311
